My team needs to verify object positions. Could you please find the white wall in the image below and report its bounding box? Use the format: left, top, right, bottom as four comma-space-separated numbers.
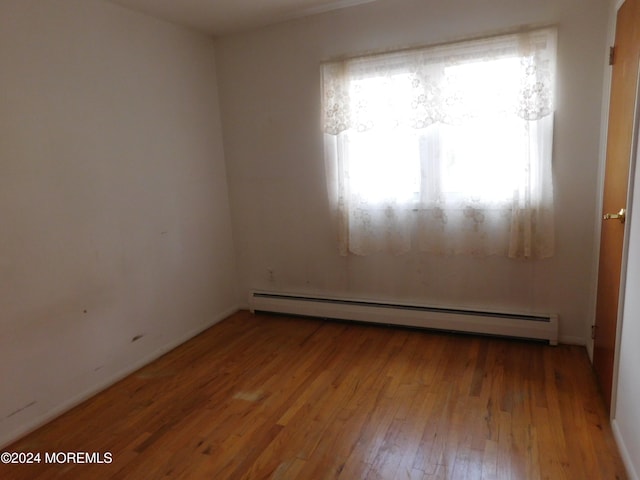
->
0, 0, 238, 446
613, 84, 640, 480
215, 0, 609, 343
609, 0, 640, 475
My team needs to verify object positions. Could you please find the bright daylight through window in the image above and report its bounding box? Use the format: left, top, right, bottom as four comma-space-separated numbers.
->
322, 28, 557, 258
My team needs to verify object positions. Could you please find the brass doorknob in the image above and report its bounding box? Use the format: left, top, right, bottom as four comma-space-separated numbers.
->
603, 208, 626, 223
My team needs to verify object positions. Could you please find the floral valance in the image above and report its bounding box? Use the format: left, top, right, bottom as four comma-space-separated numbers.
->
322, 28, 557, 135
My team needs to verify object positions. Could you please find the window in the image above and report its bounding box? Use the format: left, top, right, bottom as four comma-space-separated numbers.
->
322, 28, 556, 258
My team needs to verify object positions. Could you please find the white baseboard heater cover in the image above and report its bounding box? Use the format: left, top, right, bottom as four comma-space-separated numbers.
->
249, 291, 558, 346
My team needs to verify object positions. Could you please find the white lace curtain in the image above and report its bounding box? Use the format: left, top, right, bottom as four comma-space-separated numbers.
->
322, 28, 556, 258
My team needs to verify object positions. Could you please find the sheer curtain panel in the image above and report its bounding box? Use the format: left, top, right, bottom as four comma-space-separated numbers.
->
322, 28, 557, 258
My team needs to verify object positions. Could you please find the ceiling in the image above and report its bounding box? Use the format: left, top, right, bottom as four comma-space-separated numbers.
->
107, 0, 379, 37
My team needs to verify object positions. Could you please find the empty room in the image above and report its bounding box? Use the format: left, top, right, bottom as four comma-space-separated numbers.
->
1, 0, 639, 478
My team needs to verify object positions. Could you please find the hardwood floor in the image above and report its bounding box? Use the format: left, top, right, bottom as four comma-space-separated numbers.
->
1, 311, 627, 479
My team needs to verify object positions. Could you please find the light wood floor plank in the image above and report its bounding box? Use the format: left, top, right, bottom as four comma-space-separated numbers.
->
1, 311, 628, 479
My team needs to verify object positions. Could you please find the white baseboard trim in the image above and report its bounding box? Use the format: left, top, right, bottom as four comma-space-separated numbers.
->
612, 419, 639, 480
0, 305, 239, 449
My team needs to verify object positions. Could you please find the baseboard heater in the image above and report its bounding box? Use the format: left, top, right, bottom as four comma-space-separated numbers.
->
249, 291, 558, 346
